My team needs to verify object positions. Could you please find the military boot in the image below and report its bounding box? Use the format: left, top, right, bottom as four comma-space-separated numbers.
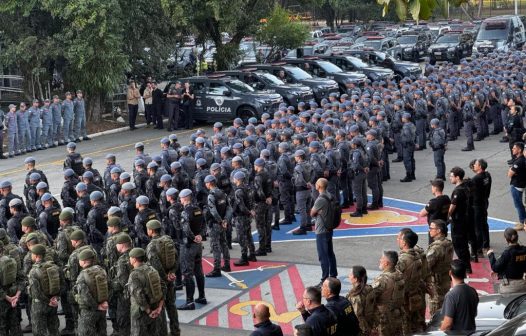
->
221, 264, 231, 272
248, 254, 258, 262
400, 174, 412, 182
234, 255, 249, 266
205, 268, 222, 278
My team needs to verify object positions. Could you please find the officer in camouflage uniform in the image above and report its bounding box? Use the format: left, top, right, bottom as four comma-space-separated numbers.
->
27, 244, 61, 336
134, 196, 158, 248
232, 172, 257, 266
86, 191, 108, 255
396, 229, 425, 334
127, 247, 166, 336
74, 249, 108, 336
146, 220, 179, 336
178, 189, 207, 310
102, 217, 124, 330
347, 265, 374, 336
0, 240, 24, 336
369, 251, 405, 336
429, 118, 447, 180
252, 159, 274, 253
426, 219, 454, 316
0, 228, 22, 270
112, 233, 133, 335
292, 150, 313, 235
204, 175, 231, 276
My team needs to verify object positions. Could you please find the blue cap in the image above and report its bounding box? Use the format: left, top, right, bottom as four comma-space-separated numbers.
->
430, 118, 440, 126
136, 195, 149, 205
135, 159, 145, 166
196, 158, 207, 167
82, 171, 94, 179
89, 191, 103, 201
0, 180, 12, 189
309, 141, 321, 148
170, 161, 182, 170
64, 169, 75, 177
402, 112, 411, 119
220, 147, 230, 154
75, 182, 87, 192
169, 134, 178, 141
294, 149, 305, 157
67, 142, 76, 149
160, 137, 170, 144
105, 153, 116, 160
166, 188, 178, 197
147, 161, 158, 169
36, 182, 48, 190
160, 174, 172, 182
152, 155, 162, 162
204, 175, 216, 183
180, 146, 190, 153
110, 167, 122, 174
179, 189, 192, 198
135, 142, 145, 148
24, 157, 36, 164
196, 137, 205, 144
121, 182, 135, 190
254, 158, 265, 167
83, 157, 93, 165
232, 143, 243, 149
29, 173, 41, 181
349, 125, 359, 133
120, 172, 131, 180
232, 156, 243, 162
234, 171, 246, 180
41, 193, 53, 202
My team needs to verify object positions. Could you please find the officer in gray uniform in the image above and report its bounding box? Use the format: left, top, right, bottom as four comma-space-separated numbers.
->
85, 190, 108, 255
73, 90, 89, 141
28, 99, 42, 151
252, 159, 273, 254
119, 181, 138, 237
277, 142, 295, 225
61, 169, 79, 209
390, 101, 404, 162
38, 192, 62, 242
323, 137, 341, 201
429, 118, 447, 180
5, 104, 19, 157
413, 90, 428, 150
160, 138, 178, 172
204, 175, 231, 277
178, 146, 196, 178
349, 137, 368, 217
134, 195, 158, 248
462, 92, 476, 151
292, 150, 313, 236
400, 113, 416, 182
17, 102, 31, 153
434, 89, 449, 131
62, 92, 75, 143
75, 182, 91, 231
232, 172, 257, 266
40, 99, 54, 148
365, 129, 382, 209
51, 95, 63, 146
0, 106, 5, 159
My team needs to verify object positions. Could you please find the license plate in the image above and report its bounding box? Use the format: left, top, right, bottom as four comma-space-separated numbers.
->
434, 52, 442, 56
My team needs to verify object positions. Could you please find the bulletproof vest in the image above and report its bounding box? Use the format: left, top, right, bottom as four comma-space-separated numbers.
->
68, 153, 84, 176
201, 148, 214, 166
265, 161, 278, 181
34, 261, 61, 297
299, 161, 312, 184
0, 255, 17, 287
83, 265, 108, 303
510, 245, 526, 273
155, 235, 177, 271
94, 206, 109, 237
185, 204, 203, 236
167, 149, 178, 163
44, 206, 61, 239
212, 189, 228, 218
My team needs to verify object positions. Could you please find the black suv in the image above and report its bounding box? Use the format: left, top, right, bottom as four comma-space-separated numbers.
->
281, 58, 367, 93
182, 76, 283, 123
240, 63, 339, 102
429, 31, 474, 64
397, 31, 432, 62
218, 69, 315, 107
343, 49, 422, 81
318, 54, 394, 82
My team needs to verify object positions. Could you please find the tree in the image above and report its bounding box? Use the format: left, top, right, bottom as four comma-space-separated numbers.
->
376, 0, 469, 22
256, 6, 309, 63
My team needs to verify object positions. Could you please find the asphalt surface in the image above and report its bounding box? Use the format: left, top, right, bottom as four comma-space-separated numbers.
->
0, 123, 519, 336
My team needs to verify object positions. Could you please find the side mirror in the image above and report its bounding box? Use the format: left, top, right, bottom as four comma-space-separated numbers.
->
223, 90, 232, 96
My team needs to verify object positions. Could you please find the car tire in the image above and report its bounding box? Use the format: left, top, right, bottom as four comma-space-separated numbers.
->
238, 106, 257, 125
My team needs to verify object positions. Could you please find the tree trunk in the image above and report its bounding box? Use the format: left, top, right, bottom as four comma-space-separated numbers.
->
87, 92, 103, 122
322, 1, 336, 31
477, 0, 483, 19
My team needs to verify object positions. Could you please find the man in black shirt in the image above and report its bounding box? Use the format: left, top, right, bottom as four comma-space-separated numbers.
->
508, 142, 526, 231
487, 228, 526, 293
448, 167, 472, 273
151, 81, 164, 130
249, 303, 283, 336
322, 277, 360, 336
470, 159, 492, 253
295, 286, 337, 336
420, 179, 451, 244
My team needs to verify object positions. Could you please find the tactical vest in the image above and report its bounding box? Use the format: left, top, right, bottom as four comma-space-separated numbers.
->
156, 235, 177, 272
213, 189, 228, 218
67, 245, 98, 282
45, 207, 61, 239
34, 261, 61, 297
69, 153, 84, 176
391, 271, 405, 311
0, 255, 17, 287
186, 205, 203, 235
83, 265, 109, 303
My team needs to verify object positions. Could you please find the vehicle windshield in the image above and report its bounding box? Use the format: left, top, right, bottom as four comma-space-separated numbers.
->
477, 21, 510, 40
286, 66, 313, 80
363, 40, 382, 50
258, 72, 285, 85
436, 34, 460, 43
504, 294, 526, 319
345, 56, 369, 69
226, 79, 255, 93
398, 35, 418, 44
484, 313, 526, 336
372, 51, 387, 62
317, 61, 343, 73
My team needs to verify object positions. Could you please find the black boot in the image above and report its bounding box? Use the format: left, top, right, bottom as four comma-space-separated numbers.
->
400, 175, 412, 182
234, 255, 249, 266
350, 211, 362, 217
248, 254, 258, 262
205, 268, 222, 277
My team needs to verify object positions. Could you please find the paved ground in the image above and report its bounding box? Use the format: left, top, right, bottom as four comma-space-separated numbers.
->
1, 123, 519, 335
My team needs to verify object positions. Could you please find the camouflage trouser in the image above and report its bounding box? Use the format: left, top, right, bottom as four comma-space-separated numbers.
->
68, 289, 80, 330
31, 300, 59, 336
235, 216, 255, 257
376, 307, 403, 336
428, 280, 450, 317
403, 293, 425, 335
77, 309, 106, 336
209, 222, 230, 269
165, 282, 180, 336
60, 283, 74, 330
115, 293, 130, 336
0, 299, 22, 336
255, 202, 270, 252
130, 309, 163, 336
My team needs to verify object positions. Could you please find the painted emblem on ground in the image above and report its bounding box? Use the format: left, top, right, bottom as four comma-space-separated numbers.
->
258, 196, 513, 242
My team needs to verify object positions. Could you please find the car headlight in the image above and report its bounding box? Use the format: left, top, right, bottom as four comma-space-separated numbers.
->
404, 48, 412, 52
447, 47, 455, 52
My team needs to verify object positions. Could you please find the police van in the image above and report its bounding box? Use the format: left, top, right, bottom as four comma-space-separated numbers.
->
182, 75, 283, 124
473, 15, 526, 54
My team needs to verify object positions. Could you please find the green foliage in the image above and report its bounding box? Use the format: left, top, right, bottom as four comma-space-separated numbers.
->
376, 0, 469, 21
256, 6, 309, 62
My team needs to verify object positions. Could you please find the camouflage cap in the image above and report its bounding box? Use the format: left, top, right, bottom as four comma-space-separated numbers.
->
31, 244, 46, 256
107, 217, 122, 227
70, 230, 85, 241
146, 220, 161, 230
59, 211, 73, 221
0, 228, 6, 240
129, 247, 146, 258
78, 249, 95, 261
115, 233, 132, 245
21, 216, 36, 228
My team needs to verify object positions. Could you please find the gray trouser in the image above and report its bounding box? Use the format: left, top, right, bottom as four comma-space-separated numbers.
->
415, 118, 426, 148
29, 126, 41, 149
352, 172, 367, 211
41, 123, 53, 147
464, 120, 474, 148
447, 112, 458, 138
394, 132, 403, 159
433, 149, 446, 178
18, 128, 31, 151
367, 167, 380, 206
295, 190, 311, 229
52, 121, 62, 143
74, 112, 87, 138
63, 117, 74, 142
278, 181, 294, 220
402, 145, 415, 174
7, 130, 18, 155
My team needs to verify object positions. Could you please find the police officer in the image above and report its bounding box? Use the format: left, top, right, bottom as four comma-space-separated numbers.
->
166, 188, 184, 289
160, 137, 178, 172
5, 104, 19, 157
413, 90, 428, 150
488, 228, 526, 293
365, 130, 382, 209
429, 118, 447, 180
253, 159, 274, 252
61, 169, 80, 208
134, 195, 158, 248
204, 175, 231, 276
28, 99, 42, 151
292, 150, 313, 235
0, 239, 23, 335
322, 277, 360, 336
232, 172, 257, 266
112, 233, 133, 335
38, 193, 62, 242
62, 92, 75, 143
86, 191, 108, 255
323, 137, 341, 201
82, 158, 103, 188
73, 90, 89, 142
6, 198, 25, 244
0, 180, 25, 228
64, 142, 84, 176
75, 182, 91, 231
133, 159, 148, 195
295, 286, 338, 336
400, 113, 416, 182
51, 95, 63, 146
40, 98, 53, 148
171, 162, 191, 191
462, 92, 476, 152
277, 143, 295, 225
349, 137, 367, 217
178, 189, 207, 311
426, 219, 454, 316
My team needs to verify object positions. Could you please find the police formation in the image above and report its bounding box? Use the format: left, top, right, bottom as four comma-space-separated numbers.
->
0, 90, 89, 159
0, 49, 525, 336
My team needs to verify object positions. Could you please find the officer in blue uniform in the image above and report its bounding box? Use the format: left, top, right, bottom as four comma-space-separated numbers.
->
28, 99, 42, 151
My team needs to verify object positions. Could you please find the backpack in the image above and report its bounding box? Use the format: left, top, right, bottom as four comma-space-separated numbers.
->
321, 194, 342, 230
69, 153, 84, 176
83, 265, 109, 303
35, 261, 61, 297
157, 235, 177, 272
145, 266, 163, 305
0, 256, 17, 287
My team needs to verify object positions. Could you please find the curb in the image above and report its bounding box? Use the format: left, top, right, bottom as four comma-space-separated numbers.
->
88, 122, 147, 139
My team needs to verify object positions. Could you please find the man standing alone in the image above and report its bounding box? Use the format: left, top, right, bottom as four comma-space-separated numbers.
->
127, 80, 140, 130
